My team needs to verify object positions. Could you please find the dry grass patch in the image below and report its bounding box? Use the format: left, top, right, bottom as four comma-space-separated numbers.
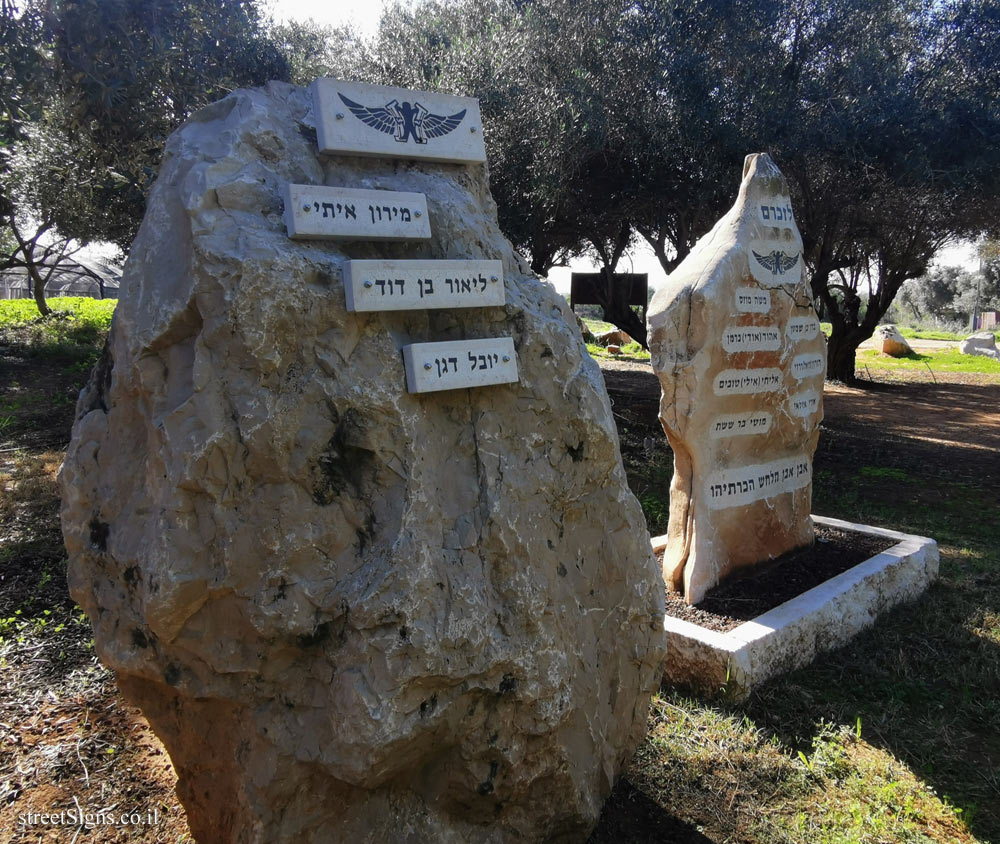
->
1, 450, 63, 523
630, 696, 976, 844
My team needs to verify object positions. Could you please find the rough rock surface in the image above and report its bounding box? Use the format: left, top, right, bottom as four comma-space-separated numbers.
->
877, 324, 913, 357
59, 82, 664, 843
959, 330, 999, 359
647, 154, 826, 605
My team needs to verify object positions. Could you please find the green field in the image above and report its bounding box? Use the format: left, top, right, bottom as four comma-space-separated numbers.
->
0, 297, 117, 371
859, 347, 1000, 374
897, 326, 973, 342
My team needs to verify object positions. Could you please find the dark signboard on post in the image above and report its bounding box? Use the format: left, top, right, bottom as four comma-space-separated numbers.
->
570, 272, 649, 325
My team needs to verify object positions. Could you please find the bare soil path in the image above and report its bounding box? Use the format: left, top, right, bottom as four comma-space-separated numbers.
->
599, 358, 1000, 483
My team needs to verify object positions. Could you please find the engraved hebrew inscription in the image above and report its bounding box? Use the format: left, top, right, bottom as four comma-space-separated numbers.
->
757, 195, 796, 229
735, 287, 771, 314
345, 260, 504, 311
284, 184, 431, 241
709, 411, 773, 439
786, 316, 821, 342
791, 353, 825, 381
789, 390, 820, 418
706, 455, 811, 510
402, 338, 518, 393
722, 325, 781, 353
713, 367, 783, 396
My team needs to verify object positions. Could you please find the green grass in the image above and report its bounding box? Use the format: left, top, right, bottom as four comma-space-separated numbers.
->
0, 297, 116, 368
581, 317, 617, 335
858, 347, 1000, 374
0, 296, 116, 328
635, 703, 975, 844
617, 364, 1000, 842
857, 465, 912, 482
897, 327, 975, 342
626, 451, 1000, 842
586, 341, 651, 361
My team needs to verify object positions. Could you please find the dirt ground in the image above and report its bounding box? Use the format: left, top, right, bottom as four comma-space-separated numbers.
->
600, 357, 1000, 481
2, 350, 999, 843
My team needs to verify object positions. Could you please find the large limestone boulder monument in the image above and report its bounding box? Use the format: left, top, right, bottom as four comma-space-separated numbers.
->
648, 153, 826, 605
59, 80, 664, 843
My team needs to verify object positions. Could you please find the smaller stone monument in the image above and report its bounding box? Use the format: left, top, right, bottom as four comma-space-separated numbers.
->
877, 324, 913, 357
648, 153, 826, 604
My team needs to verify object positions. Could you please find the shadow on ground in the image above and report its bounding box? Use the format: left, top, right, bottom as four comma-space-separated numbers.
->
588, 777, 715, 843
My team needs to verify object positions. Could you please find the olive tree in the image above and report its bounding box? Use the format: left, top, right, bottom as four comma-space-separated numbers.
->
1, 0, 290, 316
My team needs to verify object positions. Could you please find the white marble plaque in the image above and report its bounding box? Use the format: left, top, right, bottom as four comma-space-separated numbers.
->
345, 260, 504, 312
735, 287, 771, 313
713, 368, 783, 396
786, 316, 821, 342
284, 184, 431, 241
312, 79, 487, 164
757, 196, 796, 229
707, 455, 811, 510
791, 353, 825, 380
722, 324, 781, 353
709, 411, 772, 439
747, 238, 802, 287
789, 390, 820, 418
403, 338, 518, 393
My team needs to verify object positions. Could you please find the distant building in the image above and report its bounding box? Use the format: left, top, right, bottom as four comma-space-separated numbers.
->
0, 255, 121, 300
973, 311, 998, 331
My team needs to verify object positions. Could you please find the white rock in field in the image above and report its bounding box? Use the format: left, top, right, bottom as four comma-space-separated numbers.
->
958, 330, 999, 359
877, 325, 913, 357
596, 328, 632, 346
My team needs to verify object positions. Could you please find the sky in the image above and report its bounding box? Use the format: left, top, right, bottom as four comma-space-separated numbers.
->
267, 0, 385, 36
266, 0, 978, 292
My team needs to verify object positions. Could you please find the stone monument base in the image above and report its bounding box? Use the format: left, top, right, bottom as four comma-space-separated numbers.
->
656, 516, 938, 700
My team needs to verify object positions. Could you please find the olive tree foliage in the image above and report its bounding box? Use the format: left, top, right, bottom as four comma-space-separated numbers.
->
1, 0, 290, 315
898, 265, 990, 324
47, 0, 290, 249
1, 0, 56, 314
330, 0, 1000, 375
621, 0, 784, 274
2, 118, 110, 315
270, 18, 359, 86
342, 0, 639, 273
765, 0, 1000, 379
331, 0, 691, 344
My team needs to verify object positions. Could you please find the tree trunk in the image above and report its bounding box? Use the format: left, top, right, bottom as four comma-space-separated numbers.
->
27, 262, 51, 317
826, 331, 859, 382
601, 300, 647, 348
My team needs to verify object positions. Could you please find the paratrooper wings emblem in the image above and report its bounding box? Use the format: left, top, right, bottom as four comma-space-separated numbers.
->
752, 250, 800, 276
338, 93, 467, 145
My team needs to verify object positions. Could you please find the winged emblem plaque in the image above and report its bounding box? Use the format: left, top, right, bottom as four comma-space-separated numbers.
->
338, 93, 467, 145
751, 249, 800, 276
312, 79, 487, 164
